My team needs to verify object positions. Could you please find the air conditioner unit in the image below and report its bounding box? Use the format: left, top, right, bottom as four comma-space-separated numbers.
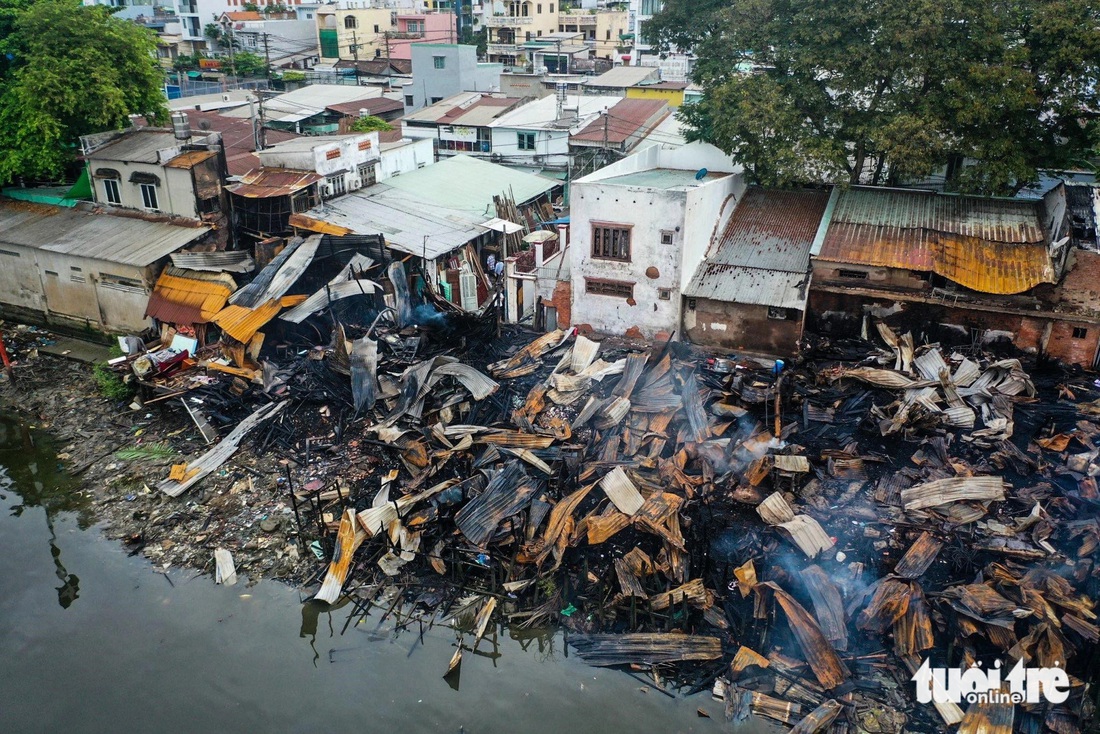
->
322, 183, 334, 197
490, 153, 502, 162
348, 177, 363, 190
533, 155, 544, 163
222, 93, 231, 102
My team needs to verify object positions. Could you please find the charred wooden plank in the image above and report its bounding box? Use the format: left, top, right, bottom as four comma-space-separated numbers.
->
570, 633, 722, 666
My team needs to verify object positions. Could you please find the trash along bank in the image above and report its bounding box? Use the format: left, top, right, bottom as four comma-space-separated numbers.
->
3, 297, 1100, 734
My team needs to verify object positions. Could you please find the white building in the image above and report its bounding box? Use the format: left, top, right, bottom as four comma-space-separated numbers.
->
215, 12, 320, 68
568, 142, 744, 338
488, 93, 622, 171
256, 133, 381, 195
626, 0, 693, 81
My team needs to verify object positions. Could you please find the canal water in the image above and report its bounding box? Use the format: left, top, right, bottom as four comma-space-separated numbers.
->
0, 414, 776, 733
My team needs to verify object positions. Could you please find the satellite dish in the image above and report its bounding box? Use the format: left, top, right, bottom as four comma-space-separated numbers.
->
694, 168, 708, 180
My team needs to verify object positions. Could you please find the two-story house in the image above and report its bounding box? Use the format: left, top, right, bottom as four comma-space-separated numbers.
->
82, 114, 229, 229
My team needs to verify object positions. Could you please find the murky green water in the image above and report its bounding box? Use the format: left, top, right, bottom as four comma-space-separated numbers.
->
0, 414, 776, 733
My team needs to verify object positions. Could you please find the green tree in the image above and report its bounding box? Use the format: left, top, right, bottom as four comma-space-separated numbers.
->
0, 0, 167, 183
347, 115, 393, 134
232, 51, 268, 77
648, 0, 1100, 195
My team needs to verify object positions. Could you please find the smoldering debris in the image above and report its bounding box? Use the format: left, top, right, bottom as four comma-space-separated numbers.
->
7, 307, 1100, 733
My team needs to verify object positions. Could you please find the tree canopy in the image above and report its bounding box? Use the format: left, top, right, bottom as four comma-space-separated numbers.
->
0, 0, 168, 183
646, 0, 1100, 195
347, 115, 393, 134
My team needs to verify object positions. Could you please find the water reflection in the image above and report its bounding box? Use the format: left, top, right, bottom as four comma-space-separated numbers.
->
0, 415, 86, 609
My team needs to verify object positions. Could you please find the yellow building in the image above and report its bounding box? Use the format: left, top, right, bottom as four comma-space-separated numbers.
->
485, 0, 561, 67
317, 4, 396, 63
558, 9, 628, 61
626, 81, 688, 108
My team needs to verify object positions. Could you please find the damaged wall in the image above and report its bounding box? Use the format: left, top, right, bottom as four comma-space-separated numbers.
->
683, 298, 802, 356
0, 243, 155, 333
569, 162, 742, 339
808, 290, 1100, 367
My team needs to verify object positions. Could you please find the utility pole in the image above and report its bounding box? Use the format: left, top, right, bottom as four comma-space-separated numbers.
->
226, 22, 238, 81
602, 110, 609, 167
384, 32, 392, 89
351, 30, 361, 86
256, 90, 268, 150
261, 32, 272, 82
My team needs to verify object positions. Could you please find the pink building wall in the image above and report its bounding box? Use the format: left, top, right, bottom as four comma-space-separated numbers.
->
389, 13, 457, 59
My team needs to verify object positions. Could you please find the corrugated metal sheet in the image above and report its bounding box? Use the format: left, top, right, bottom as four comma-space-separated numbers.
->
145, 266, 237, 324
170, 250, 255, 273
682, 188, 827, 307
817, 188, 1054, 294
585, 65, 658, 89
708, 188, 831, 272
229, 235, 320, 308
0, 201, 209, 267
89, 129, 179, 163
226, 168, 322, 198
164, 149, 218, 169
571, 98, 669, 145
212, 295, 305, 343
279, 278, 381, 323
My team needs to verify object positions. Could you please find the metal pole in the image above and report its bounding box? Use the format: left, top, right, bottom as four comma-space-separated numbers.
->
0, 329, 13, 381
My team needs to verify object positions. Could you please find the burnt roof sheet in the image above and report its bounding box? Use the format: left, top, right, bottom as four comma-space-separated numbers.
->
816, 187, 1054, 294
682, 188, 829, 307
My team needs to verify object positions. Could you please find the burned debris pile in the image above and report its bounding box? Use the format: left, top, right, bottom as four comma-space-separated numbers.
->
7, 272, 1100, 733
137, 309, 1091, 733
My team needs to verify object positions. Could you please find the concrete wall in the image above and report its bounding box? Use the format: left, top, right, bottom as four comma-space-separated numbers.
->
500, 72, 551, 99
0, 244, 156, 333
811, 261, 932, 292
683, 299, 803, 356
407, 45, 502, 111
489, 126, 570, 169
390, 14, 456, 59
90, 159, 199, 220
681, 176, 743, 288
377, 137, 434, 180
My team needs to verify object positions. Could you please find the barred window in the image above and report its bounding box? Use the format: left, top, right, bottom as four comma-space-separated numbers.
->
591, 223, 631, 261
585, 278, 633, 299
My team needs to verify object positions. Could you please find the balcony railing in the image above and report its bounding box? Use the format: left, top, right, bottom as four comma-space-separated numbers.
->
487, 43, 520, 55
485, 15, 533, 26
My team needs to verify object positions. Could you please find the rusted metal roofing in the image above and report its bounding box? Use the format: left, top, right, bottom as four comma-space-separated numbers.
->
570, 98, 669, 146
0, 200, 209, 267
164, 149, 218, 169
816, 187, 1054, 294
145, 266, 237, 325
683, 188, 828, 307
326, 98, 405, 117
212, 294, 306, 343
226, 168, 322, 198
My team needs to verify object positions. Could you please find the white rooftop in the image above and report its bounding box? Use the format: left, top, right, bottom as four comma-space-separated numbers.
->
489, 94, 623, 132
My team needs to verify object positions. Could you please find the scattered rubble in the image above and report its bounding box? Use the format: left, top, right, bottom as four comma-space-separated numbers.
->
4, 290, 1100, 733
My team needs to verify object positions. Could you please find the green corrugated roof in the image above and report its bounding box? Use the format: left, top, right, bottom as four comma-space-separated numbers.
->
383, 155, 558, 214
